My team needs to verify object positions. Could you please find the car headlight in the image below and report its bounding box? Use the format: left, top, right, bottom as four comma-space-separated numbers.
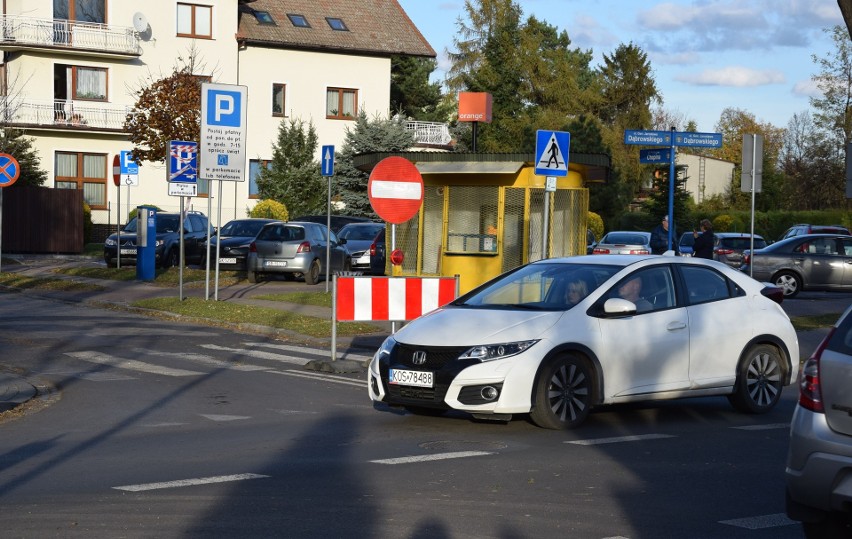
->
105, 238, 116, 246
459, 340, 539, 362
374, 336, 396, 362
156, 239, 164, 247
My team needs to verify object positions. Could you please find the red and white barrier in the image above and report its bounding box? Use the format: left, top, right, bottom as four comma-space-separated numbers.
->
335, 276, 458, 321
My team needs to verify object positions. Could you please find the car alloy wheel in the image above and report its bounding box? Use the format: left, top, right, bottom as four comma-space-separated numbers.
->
305, 259, 321, 285
530, 355, 593, 429
728, 344, 784, 413
773, 271, 801, 298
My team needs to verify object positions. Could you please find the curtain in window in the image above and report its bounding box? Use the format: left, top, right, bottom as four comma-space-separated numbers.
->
82, 154, 105, 178
83, 182, 104, 206
55, 153, 77, 176
326, 90, 338, 115
272, 85, 284, 114
176, 4, 192, 34
55, 181, 76, 190
195, 6, 211, 36
76, 67, 105, 99
342, 90, 355, 116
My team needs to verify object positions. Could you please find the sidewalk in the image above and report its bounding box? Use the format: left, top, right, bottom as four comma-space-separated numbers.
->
0, 255, 394, 412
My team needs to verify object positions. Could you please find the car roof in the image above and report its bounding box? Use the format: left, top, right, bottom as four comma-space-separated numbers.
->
714, 232, 764, 238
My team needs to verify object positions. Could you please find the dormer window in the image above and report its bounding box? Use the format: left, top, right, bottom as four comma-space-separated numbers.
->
253, 11, 275, 25
326, 17, 348, 31
287, 14, 310, 28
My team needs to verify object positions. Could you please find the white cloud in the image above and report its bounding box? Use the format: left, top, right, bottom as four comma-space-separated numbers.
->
676, 66, 786, 87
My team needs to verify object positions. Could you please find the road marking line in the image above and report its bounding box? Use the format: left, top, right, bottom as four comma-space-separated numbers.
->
65, 351, 203, 377
38, 369, 136, 381
134, 348, 268, 371
200, 414, 251, 422
200, 344, 312, 365
719, 513, 796, 529
566, 434, 675, 446
113, 473, 269, 492
731, 423, 789, 431
371, 451, 494, 465
244, 341, 373, 362
270, 369, 366, 388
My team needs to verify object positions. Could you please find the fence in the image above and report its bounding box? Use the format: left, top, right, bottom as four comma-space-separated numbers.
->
1, 186, 84, 253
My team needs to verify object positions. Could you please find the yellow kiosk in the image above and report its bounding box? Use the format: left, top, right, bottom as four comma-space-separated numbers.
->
354, 151, 610, 294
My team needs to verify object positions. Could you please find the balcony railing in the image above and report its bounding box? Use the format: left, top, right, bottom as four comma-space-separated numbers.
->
0, 97, 133, 131
406, 121, 452, 146
0, 15, 141, 56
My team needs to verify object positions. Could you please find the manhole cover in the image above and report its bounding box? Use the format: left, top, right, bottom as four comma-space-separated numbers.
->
419, 440, 507, 451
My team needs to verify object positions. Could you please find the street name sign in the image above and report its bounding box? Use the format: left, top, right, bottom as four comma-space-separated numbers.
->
639, 149, 672, 164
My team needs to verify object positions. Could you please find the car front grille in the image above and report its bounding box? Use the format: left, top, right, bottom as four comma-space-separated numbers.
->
391, 343, 470, 370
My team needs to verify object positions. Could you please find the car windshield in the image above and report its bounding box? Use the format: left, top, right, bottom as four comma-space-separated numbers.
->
220, 220, 266, 237
123, 218, 138, 233
339, 225, 383, 241
455, 263, 620, 310
721, 237, 766, 250
602, 233, 647, 245
156, 216, 180, 233
680, 233, 695, 247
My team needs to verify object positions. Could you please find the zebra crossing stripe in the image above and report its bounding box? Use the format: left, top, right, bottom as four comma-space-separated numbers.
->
270, 369, 366, 388
65, 351, 203, 377
113, 473, 269, 492
132, 348, 268, 371
199, 344, 313, 365
242, 342, 373, 362
566, 434, 675, 446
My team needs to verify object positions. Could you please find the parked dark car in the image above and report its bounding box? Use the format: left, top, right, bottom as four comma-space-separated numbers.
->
292, 214, 373, 234
786, 304, 852, 537
741, 234, 852, 298
592, 231, 652, 255
201, 218, 280, 271
369, 227, 387, 276
678, 232, 696, 257
103, 211, 209, 268
713, 232, 766, 268
337, 222, 386, 273
246, 221, 349, 285
779, 224, 850, 242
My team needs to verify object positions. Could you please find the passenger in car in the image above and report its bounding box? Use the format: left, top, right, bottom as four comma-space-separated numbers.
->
618, 276, 653, 312
565, 279, 589, 307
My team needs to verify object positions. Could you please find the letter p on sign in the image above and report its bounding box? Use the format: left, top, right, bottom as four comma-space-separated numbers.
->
206, 89, 241, 127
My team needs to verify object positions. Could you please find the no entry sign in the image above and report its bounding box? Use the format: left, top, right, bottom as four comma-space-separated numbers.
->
368, 157, 423, 224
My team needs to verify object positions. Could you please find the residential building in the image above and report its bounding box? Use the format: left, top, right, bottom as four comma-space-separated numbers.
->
0, 0, 434, 239
678, 153, 735, 205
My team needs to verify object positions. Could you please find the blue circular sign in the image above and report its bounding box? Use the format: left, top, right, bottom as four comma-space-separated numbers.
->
0, 153, 20, 188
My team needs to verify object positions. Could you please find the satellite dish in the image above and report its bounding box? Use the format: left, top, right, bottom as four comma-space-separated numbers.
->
132, 12, 149, 33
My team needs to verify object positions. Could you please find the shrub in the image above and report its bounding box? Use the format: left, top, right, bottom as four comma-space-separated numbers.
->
587, 211, 604, 241
250, 199, 289, 221
712, 215, 734, 232
82, 201, 92, 243
128, 204, 162, 222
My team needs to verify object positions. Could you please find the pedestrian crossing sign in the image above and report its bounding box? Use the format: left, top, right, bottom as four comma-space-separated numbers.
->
534, 130, 570, 176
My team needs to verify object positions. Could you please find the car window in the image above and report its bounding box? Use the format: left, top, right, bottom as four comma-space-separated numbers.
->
601, 266, 675, 313
603, 233, 648, 245
720, 237, 763, 250
157, 216, 179, 233
189, 215, 206, 232
680, 266, 731, 305
802, 238, 839, 255
842, 238, 852, 256
827, 310, 852, 354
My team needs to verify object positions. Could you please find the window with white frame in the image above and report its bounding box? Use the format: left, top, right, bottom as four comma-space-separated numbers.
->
177, 3, 212, 38
55, 152, 107, 209
249, 159, 271, 198
326, 88, 357, 120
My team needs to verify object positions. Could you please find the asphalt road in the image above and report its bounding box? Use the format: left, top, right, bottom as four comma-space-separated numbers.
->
2, 290, 846, 538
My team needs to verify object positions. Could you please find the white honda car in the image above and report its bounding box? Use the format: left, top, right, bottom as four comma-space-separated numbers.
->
368, 254, 799, 429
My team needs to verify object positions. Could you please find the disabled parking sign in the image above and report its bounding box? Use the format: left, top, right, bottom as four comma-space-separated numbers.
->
200, 83, 248, 182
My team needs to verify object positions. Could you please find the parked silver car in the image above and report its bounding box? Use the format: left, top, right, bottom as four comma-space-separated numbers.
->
246, 221, 349, 285
712, 232, 766, 269
591, 231, 652, 255
786, 305, 852, 537
337, 222, 386, 273
741, 234, 852, 298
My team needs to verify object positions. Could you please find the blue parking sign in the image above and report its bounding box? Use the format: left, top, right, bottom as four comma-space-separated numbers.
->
205, 88, 242, 127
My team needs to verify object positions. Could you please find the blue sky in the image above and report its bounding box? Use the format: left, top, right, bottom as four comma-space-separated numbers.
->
396, 0, 844, 133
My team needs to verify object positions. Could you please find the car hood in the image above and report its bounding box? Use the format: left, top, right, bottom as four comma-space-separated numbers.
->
207, 235, 255, 248
344, 239, 373, 251
393, 306, 563, 346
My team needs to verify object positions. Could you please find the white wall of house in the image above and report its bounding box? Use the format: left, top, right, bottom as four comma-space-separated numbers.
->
5, 0, 399, 230
677, 153, 735, 205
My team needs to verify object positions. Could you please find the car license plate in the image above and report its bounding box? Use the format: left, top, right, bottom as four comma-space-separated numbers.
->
389, 368, 433, 388
120, 248, 136, 255
218, 257, 237, 264
265, 261, 286, 267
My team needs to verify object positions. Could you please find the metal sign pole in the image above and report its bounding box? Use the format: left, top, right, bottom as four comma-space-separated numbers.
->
117, 184, 121, 269
749, 134, 757, 278
667, 127, 676, 251
205, 183, 212, 300
179, 196, 185, 300
0, 189, 3, 273
325, 174, 331, 293
215, 179, 222, 301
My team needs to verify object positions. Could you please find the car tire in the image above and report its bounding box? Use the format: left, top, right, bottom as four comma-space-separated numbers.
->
802, 512, 852, 539
530, 354, 593, 429
162, 248, 179, 269
773, 270, 801, 298
727, 344, 785, 414
304, 259, 321, 285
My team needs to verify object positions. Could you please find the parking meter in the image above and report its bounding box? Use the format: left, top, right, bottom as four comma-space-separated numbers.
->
136, 206, 156, 281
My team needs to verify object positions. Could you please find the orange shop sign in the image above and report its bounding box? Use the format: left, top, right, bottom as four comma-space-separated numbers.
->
458, 92, 492, 123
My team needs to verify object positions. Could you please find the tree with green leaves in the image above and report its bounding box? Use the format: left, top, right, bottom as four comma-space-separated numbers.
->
334, 112, 415, 217
0, 128, 47, 187
255, 118, 326, 217
811, 25, 852, 148
390, 55, 446, 121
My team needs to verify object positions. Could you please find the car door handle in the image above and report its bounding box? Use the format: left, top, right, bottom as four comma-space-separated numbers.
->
667, 322, 687, 331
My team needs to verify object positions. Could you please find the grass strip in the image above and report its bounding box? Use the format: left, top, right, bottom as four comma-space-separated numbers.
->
131, 297, 382, 338
55, 266, 244, 288
0, 273, 103, 292
252, 291, 333, 308
790, 313, 842, 332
